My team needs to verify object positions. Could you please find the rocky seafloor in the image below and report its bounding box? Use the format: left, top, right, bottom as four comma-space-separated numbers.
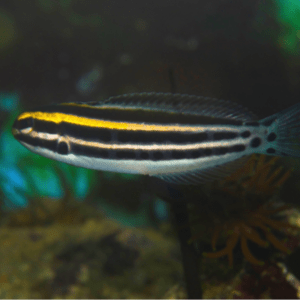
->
1, 198, 300, 299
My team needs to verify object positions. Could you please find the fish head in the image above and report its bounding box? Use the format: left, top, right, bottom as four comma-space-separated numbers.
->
12, 109, 66, 159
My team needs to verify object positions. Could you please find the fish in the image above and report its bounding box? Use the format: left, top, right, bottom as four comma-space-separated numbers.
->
12, 92, 300, 185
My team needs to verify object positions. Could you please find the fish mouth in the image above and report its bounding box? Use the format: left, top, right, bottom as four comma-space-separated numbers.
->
11, 128, 19, 137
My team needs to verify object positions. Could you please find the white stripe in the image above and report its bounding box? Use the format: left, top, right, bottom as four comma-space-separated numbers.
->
27, 130, 246, 151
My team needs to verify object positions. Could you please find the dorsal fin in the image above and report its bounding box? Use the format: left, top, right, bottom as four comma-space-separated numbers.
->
87, 92, 257, 122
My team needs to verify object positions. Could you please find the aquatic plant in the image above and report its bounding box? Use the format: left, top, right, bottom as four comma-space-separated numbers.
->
202, 201, 295, 266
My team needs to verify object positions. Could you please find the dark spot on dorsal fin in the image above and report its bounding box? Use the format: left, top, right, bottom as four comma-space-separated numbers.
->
251, 137, 261, 148
267, 132, 277, 142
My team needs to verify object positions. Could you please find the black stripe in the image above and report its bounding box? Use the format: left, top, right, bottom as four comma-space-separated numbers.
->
17, 130, 247, 161
117, 130, 209, 144
231, 144, 246, 152
70, 143, 247, 161
13, 117, 34, 131
71, 143, 111, 159
33, 119, 58, 134
214, 147, 229, 155
31, 103, 244, 126
33, 120, 240, 145
33, 119, 113, 143
115, 150, 137, 159
213, 131, 238, 140
15, 134, 57, 152
244, 121, 259, 127
61, 122, 113, 143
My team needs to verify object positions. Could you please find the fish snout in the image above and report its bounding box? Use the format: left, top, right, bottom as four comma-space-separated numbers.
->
12, 115, 34, 136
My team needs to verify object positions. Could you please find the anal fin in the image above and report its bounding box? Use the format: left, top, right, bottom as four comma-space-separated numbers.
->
153, 156, 251, 185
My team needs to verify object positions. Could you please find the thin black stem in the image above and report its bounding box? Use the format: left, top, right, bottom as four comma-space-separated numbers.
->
172, 201, 203, 299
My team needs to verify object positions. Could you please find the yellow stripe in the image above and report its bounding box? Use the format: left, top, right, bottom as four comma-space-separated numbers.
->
18, 111, 206, 132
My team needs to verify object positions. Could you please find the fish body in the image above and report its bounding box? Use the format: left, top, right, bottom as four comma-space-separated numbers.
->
12, 93, 300, 184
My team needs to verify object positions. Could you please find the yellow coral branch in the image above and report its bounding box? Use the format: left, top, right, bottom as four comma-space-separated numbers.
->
240, 224, 268, 247
226, 231, 239, 266
264, 166, 284, 187
240, 236, 264, 265
227, 230, 239, 250
203, 247, 229, 259
204, 231, 239, 266
211, 225, 221, 251
265, 231, 291, 254
263, 204, 291, 216
248, 217, 270, 232
273, 169, 292, 189
257, 214, 299, 231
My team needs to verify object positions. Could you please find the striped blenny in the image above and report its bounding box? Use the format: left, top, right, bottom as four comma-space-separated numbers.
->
12, 92, 300, 184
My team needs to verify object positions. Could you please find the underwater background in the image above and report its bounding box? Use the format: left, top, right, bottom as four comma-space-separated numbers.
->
1, 0, 300, 298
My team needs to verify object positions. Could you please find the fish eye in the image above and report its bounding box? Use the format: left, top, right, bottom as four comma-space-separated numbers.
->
13, 117, 34, 133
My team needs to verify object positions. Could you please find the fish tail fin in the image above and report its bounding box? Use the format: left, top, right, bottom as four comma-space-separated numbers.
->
260, 103, 300, 157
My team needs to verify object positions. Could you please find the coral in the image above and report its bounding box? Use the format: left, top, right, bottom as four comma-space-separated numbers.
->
188, 154, 298, 266
203, 201, 298, 266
